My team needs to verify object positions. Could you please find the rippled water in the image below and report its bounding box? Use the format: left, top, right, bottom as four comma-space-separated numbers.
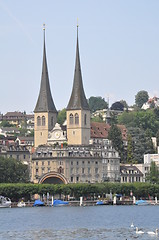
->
0, 205, 159, 239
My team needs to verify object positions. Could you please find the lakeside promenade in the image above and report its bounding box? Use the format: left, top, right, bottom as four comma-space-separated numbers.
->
10, 199, 159, 207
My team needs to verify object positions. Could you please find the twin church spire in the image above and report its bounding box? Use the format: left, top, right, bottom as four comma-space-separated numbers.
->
34, 24, 90, 147
35, 24, 89, 113
34, 25, 57, 113
67, 25, 89, 110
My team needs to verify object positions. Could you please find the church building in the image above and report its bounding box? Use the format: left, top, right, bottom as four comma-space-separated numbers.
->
32, 25, 120, 184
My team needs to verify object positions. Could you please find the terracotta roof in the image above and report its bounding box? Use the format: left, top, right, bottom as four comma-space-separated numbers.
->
91, 122, 110, 139
90, 122, 127, 140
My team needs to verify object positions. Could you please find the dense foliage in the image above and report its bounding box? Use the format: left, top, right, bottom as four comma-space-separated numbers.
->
127, 127, 154, 163
120, 100, 128, 109
117, 108, 158, 163
0, 182, 159, 201
135, 90, 149, 108
88, 96, 108, 113
0, 120, 14, 127
0, 156, 30, 183
110, 101, 124, 111
108, 124, 125, 162
91, 115, 104, 123
146, 162, 159, 184
126, 134, 134, 163
118, 109, 159, 136
57, 108, 66, 125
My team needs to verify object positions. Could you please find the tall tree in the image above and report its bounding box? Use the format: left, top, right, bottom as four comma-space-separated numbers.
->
127, 134, 134, 163
127, 127, 154, 163
88, 96, 108, 113
135, 90, 149, 108
108, 124, 124, 162
156, 130, 159, 147
120, 100, 128, 110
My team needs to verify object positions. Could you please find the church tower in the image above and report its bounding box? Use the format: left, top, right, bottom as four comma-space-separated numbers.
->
66, 25, 90, 145
34, 25, 57, 148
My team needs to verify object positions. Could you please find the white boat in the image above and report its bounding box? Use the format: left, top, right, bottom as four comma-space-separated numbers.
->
0, 196, 11, 208
17, 201, 26, 207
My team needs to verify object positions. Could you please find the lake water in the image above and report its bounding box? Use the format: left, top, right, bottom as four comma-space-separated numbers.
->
0, 205, 159, 239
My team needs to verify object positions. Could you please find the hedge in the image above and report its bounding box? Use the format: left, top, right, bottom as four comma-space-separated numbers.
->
0, 182, 158, 201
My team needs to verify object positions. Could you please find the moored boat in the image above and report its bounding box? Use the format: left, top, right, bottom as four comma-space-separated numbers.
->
96, 200, 109, 205
0, 196, 11, 208
53, 199, 69, 206
135, 200, 150, 206
33, 199, 45, 207
17, 201, 26, 207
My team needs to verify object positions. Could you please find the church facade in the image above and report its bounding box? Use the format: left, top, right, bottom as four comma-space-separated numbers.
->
32, 26, 120, 184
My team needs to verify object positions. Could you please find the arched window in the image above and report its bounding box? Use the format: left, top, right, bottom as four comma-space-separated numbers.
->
42, 116, 45, 126
69, 113, 73, 125
37, 116, 41, 126
75, 113, 79, 125
51, 116, 54, 126
84, 114, 87, 125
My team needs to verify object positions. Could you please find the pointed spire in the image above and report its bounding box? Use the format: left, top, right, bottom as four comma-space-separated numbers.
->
34, 25, 57, 113
67, 25, 89, 110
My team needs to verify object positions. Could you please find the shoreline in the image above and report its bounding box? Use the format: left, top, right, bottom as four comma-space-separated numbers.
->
10, 199, 159, 208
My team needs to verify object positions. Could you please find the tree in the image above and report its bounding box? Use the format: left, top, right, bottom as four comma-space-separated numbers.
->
0, 156, 30, 183
146, 161, 159, 184
150, 101, 155, 109
0, 135, 5, 139
0, 120, 14, 127
26, 130, 34, 137
118, 109, 159, 136
120, 100, 128, 110
57, 108, 66, 125
110, 101, 124, 111
88, 96, 108, 113
127, 127, 154, 163
154, 107, 159, 118
108, 124, 124, 162
91, 114, 103, 123
156, 130, 159, 147
127, 134, 134, 163
135, 90, 149, 108
118, 111, 136, 128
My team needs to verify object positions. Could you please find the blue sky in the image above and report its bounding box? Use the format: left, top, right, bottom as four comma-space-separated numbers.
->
0, 0, 159, 114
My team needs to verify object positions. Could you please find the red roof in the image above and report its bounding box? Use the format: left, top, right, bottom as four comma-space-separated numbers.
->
91, 122, 110, 139
91, 122, 127, 140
